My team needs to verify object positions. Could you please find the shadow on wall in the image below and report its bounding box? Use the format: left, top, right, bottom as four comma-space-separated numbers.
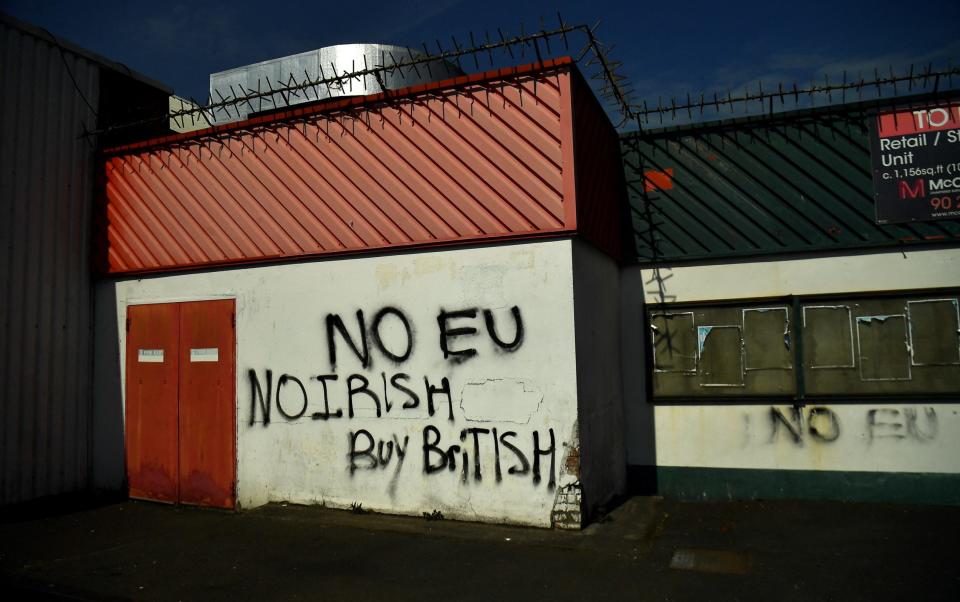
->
620, 268, 658, 494
92, 281, 125, 493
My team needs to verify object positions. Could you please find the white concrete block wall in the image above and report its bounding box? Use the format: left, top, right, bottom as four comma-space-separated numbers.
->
621, 247, 960, 477
95, 240, 586, 527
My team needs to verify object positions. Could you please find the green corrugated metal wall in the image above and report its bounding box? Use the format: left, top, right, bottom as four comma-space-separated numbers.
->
622, 96, 960, 263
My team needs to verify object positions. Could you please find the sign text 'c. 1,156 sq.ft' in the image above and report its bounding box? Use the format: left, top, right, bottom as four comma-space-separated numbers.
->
871, 102, 960, 224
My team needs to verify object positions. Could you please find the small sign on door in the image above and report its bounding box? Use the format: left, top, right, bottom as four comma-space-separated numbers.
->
138, 349, 164, 363
190, 347, 219, 362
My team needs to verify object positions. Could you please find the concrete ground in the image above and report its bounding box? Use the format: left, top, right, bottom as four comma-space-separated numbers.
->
1, 496, 958, 601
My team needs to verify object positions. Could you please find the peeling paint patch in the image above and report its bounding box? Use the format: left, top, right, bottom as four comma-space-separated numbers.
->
459, 379, 542, 424
550, 481, 582, 529
564, 445, 580, 475
697, 326, 713, 354
857, 315, 898, 323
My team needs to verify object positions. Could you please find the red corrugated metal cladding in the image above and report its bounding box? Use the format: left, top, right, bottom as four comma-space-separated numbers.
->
100, 58, 624, 273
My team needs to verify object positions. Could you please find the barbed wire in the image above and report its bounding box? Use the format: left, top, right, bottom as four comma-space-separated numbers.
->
89, 14, 635, 139
89, 14, 959, 139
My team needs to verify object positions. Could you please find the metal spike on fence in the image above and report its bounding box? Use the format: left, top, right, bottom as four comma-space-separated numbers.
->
468, 31, 480, 70
449, 35, 464, 70
498, 28, 514, 60
213, 89, 235, 120
305, 69, 320, 100
406, 47, 422, 78
86, 19, 960, 140
263, 77, 277, 109
286, 73, 302, 101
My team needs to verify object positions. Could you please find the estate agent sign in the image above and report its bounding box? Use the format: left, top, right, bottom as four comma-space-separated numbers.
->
871, 102, 960, 224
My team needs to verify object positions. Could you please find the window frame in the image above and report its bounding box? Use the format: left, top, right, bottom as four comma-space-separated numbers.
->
644, 287, 960, 404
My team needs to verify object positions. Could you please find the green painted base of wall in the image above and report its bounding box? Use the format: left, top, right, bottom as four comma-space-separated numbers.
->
637, 466, 960, 506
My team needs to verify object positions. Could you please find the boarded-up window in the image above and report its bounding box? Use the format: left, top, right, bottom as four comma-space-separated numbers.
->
856, 315, 911, 381
647, 303, 794, 398
802, 295, 959, 396
651, 312, 696, 372
908, 299, 960, 366
699, 326, 743, 386
648, 291, 959, 400
743, 308, 792, 370
803, 306, 854, 368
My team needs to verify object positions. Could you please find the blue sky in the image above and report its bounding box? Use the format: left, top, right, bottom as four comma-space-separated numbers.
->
4, 0, 957, 126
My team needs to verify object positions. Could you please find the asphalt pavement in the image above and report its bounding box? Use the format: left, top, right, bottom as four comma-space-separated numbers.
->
1, 494, 958, 601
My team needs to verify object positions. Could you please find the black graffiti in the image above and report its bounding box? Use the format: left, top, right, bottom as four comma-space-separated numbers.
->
312, 375, 344, 420
904, 407, 938, 440
424, 376, 454, 422
370, 307, 413, 363
437, 308, 478, 363
276, 374, 308, 420
423, 425, 455, 475
326, 305, 525, 368
421, 425, 552, 488
769, 406, 803, 444
349, 429, 409, 474
498, 430, 530, 476
248, 369, 450, 424
391, 373, 419, 409
768, 405, 938, 445
327, 310, 369, 369
484, 306, 524, 351
466, 428, 489, 481
868, 407, 938, 441
769, 406, 840, 444
348, 375, 381, 418
807, 407, 840, 442
438, 306, 526, 363
249, 369, 272, 426
327, 306, 415, 370
532, 429, 557, 488
345, 374, 452, 422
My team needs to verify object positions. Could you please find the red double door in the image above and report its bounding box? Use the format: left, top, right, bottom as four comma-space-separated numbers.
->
125, 299, 236, 509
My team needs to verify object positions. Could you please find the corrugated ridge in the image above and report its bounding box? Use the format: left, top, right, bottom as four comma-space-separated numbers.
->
1, 22, 99, 504
625, 103, 960, 263
104, 66, 572, 273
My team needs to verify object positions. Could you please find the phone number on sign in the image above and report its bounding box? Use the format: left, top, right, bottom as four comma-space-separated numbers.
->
931, 195, 959, 211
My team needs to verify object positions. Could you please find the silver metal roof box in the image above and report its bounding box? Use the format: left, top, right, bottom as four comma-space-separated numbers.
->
209, 43, 463, 124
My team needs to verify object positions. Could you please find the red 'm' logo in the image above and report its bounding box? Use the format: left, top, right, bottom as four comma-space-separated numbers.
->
898, 179, 925, 199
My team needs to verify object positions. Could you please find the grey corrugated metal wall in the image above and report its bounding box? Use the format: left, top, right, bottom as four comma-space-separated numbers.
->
622, 98, 960, 263
0, 18, 99, 505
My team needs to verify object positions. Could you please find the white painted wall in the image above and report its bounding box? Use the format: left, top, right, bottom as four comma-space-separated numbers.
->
653, 403, 959, 473
94, 240, 583, 527
622, 247, 960, 474
635, 247, 960, 304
